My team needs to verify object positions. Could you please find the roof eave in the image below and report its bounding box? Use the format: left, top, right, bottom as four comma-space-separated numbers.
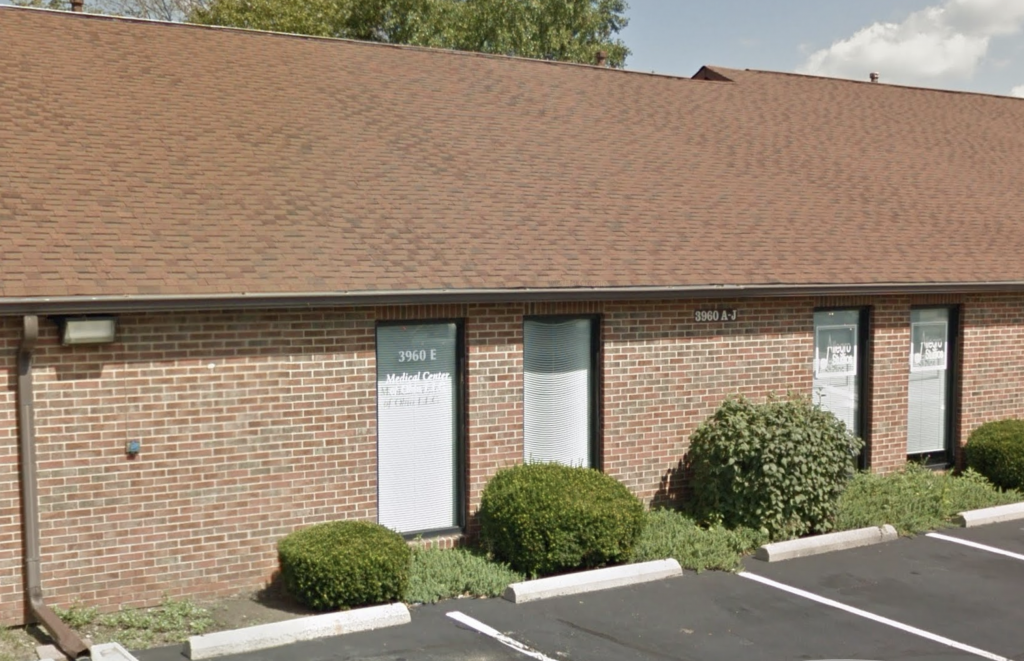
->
3, 282, 1024, 316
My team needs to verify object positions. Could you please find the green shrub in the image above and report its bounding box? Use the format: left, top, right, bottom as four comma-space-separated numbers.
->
406, 547, 523, 604
836, 463, 1022, 535
478, 463, 646, 577
630, 509, 768, 572
687, 395, 862, 540
965, 419, 1024, 491
278, 520, 410, 611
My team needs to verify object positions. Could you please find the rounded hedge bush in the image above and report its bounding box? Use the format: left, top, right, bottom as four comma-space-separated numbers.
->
965, 419, 1024, 491
277, 520, 410, 611
478, 463, 645, 577
687, 395, 863, 540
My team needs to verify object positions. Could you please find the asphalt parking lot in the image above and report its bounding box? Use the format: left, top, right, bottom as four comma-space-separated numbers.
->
137, 519, 1024, 661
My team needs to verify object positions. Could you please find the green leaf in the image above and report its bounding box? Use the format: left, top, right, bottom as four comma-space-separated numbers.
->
188, 0, 632, 66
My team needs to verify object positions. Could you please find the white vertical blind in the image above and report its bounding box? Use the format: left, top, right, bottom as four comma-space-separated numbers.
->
523, 318, 592, 467
908, 309, 949, 455
813, 310, 860, 435
376, 323, 458, 534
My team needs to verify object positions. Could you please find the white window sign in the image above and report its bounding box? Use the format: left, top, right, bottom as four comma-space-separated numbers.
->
376, 323, 459, 534
910, 321, 947, 373
815, 324, 857, 378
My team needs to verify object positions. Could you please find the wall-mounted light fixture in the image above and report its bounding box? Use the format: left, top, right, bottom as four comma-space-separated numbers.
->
60, 317, 117, 345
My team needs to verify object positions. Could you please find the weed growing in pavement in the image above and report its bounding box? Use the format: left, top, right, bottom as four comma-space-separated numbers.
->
406, 547, 524, 604
835, 463, 1023, 535
51, 601, 99, 629
54, 596, 213, 652
0, 625, 31, 661
630, 509, 767, 572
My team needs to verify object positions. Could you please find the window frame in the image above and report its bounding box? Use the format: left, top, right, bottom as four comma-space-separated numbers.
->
906, 305, 960, 468
375, 318, 467, 538
813, 306, 871, 469
522, 314, 602, 470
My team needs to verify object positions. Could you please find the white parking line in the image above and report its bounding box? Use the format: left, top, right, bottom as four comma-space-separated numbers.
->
926, 533, 1024, 562
738, 572, 1010, 661
446, 610, 559, 661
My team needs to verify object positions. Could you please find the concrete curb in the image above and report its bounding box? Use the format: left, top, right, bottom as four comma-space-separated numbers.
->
754, 525, 898, 562
185, 602, 410, 660
502, 559, 682, 604
90, 642, 140, 660
955, 501, 1024, 527
38, 642, 138, 661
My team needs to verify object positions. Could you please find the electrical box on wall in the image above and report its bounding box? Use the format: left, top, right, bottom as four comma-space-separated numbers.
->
126, 440, 141, 456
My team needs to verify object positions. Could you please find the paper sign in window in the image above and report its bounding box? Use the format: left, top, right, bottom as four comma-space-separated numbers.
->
815, 324, 858, 378
910, 321, 947, 373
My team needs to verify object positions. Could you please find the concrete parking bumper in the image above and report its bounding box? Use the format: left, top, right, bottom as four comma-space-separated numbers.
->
955, 501, 1024, 527
754, 525, 898, 562
502, 559, 682, 604
185, 603, 410, 660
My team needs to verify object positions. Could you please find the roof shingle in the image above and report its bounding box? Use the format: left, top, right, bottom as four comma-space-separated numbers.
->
3, 7, 1024, 303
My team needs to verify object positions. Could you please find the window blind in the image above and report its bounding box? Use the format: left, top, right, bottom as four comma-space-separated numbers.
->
908, 309, 949, 455
523, 318, 592, 467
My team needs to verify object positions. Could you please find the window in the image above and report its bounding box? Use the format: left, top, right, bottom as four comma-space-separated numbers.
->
376, 321, 462, 534
523, 317, 598, 467
908, 307, 957, 464
813, 309, 868, 467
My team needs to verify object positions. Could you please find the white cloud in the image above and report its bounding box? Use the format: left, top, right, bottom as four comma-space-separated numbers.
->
798, 0, 1024, 86
1013, 84, 1024, 96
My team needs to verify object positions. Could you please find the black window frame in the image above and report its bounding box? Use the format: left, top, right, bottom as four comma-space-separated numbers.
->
374, 318, 467, 539
813, 306, 871, 470
522, 314, 602, 470
907, 305, 960, 469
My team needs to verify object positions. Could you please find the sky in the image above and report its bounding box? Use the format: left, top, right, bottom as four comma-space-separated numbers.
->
4, 0, 1023, 97
619, 0, 1024, 98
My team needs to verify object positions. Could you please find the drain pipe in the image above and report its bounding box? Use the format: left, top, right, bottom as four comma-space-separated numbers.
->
17, 315, 90, 659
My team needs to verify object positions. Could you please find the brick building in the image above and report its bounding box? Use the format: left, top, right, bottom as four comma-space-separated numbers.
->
3, 6, 1024, 626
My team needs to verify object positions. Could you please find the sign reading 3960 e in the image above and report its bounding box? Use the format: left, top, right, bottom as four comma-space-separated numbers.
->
398, 349, 437, 362
694, 309, 738, 323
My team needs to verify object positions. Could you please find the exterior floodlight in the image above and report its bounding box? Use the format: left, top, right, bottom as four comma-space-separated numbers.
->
61, 317, 117, 345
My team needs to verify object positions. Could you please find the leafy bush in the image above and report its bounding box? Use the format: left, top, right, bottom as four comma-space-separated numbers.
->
965, 419, 1024, 491
687, 395, 862, 540
630, 509, 767, 572
406, 547, 523, 604
836, 463, 1022, 535
478, 463, 646, 577
278, 520, 410, 611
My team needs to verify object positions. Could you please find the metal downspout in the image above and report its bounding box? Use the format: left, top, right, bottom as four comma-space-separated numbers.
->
17, 315, 90, 659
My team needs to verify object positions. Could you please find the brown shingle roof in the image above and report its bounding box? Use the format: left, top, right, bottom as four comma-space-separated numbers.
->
3, 7, 1024, 306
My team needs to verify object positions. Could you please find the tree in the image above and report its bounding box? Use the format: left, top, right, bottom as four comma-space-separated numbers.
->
188, 0, 630, 67
453, 0, 629, 66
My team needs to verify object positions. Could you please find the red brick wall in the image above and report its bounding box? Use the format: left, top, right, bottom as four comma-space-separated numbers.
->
601, 298, 814, 504
0, 318, 23, 621
464, 304, 524, 534
961, 294, 1024, 454
865, 297, 912, 470
0, 310, 381, 624
1, 293, 1023, 623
